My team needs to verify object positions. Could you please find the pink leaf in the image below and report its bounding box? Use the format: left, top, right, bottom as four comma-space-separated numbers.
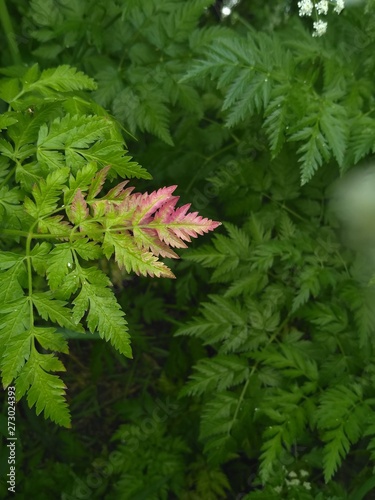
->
149, 199, 221, 247
106, 181, 134, 201
87, 165, 111, 200
130, 186, 178, 224
70, 189, 89, 225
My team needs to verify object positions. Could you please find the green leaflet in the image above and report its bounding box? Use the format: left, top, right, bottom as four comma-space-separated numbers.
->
181, 355, 249, 397
36, 114, 150, 178
30, 65, 97, 93
32, 292, 84, 332
1, 329, 31, 388
0, 297, 30, 386
72, 267, 131, 358
16, 348, 71, 428
24, 167, 70, 218
103, 231, 175, 279
0, 262, 27, 305
0, 113, 18, 131
315, 384, 371, 482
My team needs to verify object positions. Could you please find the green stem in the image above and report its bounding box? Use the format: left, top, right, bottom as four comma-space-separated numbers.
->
0, 0, 22, 65
0, 228, 70, 239
0, 165, 16, 190
232, 12, 253, 31
228, 314, 291, 435
25, 224, 37, 325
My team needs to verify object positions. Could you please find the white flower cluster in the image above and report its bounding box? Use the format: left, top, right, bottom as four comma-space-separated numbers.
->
273, 469, 312, 494
297, 0, 345, 37
298, 0, 313, 16
312, 19, 328, 36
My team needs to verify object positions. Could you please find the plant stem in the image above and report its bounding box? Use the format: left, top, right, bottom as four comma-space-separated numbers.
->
228, 315, 291, 434
0, 0, 22, 65
26, 224, 36, 326
0, 165, 16, 190
1, 228, 70, 239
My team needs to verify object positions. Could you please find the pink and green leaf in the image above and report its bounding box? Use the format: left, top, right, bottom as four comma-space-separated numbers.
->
69, 189, 89, 225
103, 231, 175, 278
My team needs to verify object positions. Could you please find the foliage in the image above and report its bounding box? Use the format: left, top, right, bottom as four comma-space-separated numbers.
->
177, 174, 375, 489
2, 0, 375, 498
0, 63, 219, 427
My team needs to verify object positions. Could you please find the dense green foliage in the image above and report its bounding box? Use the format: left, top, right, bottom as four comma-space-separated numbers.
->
1, 0, 375, 498
0, 63, 219, 428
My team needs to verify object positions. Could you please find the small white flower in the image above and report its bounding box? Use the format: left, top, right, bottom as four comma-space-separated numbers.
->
288, 471, 298, 478
274, 486, 282, 493
334, 0, 345, 14
298, 0, 313, 16
312, 20, 328, 37
303, 481, 312, 490
316, 0, 329, 15
286, 478, 301, 487
300, 469, 309, 478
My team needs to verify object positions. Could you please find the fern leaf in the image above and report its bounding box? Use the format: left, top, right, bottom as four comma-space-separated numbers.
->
0, 113, 18, 131
127, 185, 179, 224
78, 140, 151, 179
72, 239, 102, 261
316, 384, 366, 482
340, 283, 375, 349
290, 126, 330, 185
8, 102, 60, 149
24, 167, 69, 218
151, 200, 221, 246
0, 298, 29, 384
0, 262, 27, 306
1, 329, 31, 387
264, 86, 291, 157
32, 292, 83, 331
37, 115, 74, 150
69, 189, 89, 225
199, 392, 239, 463
64, 162, 98, 205
87, 165, 111, 200
30, 242, 51, 276
165, 0, 214, 42
37, 215, 72, 236
46, 243, 73, 290
93, 66, 124, 108
183, 244, 226, 268
114, 87, 174, 146
33, 326, 68, 353
259, 425, 284, 482
72, 267, 132, 357
16, 349, 71, 428
176, 295, 249, 353
103, 231, 175, 279
181, 355, 249, 396
292, 266, 321, 313
26, 65, 97, 94
0, 251, 24, 271
349, 115, 375, 164
319, 101, 348, 167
